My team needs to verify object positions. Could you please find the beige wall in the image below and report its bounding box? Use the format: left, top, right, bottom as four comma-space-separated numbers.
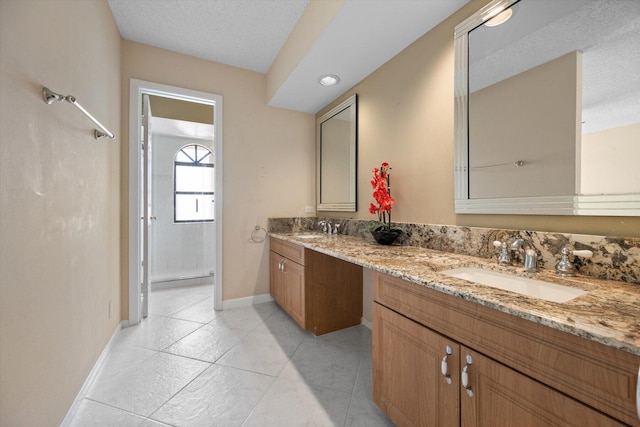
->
0, 1, 121, 425
120, 41, 315, 310
318, 0, 640, 238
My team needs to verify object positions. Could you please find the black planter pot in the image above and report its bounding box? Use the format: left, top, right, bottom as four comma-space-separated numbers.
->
371, 229, 401, 245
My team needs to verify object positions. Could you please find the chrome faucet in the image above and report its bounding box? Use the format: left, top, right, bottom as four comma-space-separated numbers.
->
510, 238, 538, 272
318, 220, 340, 235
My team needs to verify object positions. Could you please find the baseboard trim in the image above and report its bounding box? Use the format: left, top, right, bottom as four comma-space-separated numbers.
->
151, 275, 214, 290
222, 293, 274, 310
60, 321, 125, 426
361, 317, 372, 330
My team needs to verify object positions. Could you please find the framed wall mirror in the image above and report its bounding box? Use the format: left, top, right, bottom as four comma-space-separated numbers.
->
454, 0, 640, 215
317, 94, 358, 212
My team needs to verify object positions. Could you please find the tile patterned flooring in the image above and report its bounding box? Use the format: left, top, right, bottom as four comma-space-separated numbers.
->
65, 285, 394, 426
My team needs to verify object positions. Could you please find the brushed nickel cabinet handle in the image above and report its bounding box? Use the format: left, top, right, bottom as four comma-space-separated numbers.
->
441, 345, 453, 385
461, 354, 474, 397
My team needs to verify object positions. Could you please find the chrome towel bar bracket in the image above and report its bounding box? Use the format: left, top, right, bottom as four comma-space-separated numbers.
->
42, 87, 115, 140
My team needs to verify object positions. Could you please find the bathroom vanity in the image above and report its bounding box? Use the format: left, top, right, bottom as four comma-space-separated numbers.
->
269, 232, 640, 426
269, 236, 363, 335
373, 271, 635, 426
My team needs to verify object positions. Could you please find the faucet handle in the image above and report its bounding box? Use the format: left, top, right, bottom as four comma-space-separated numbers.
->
572, 250, 593, 259
555, 246, 593, 277
493, 240, 512, 266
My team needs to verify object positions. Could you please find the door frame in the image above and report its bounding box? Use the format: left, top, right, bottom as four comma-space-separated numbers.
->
128, 79, 223, 325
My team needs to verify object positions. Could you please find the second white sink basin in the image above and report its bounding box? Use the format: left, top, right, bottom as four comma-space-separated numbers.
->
440, 267, 586, 303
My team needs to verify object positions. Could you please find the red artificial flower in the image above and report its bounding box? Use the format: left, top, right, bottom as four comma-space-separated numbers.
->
369, 162, 395, 229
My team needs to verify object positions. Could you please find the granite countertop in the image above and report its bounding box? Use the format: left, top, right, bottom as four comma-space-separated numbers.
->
270, 232, 640, 356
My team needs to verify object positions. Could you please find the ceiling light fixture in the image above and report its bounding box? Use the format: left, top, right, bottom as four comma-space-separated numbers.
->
318, 74, 340, 86
484, 7, 513, 27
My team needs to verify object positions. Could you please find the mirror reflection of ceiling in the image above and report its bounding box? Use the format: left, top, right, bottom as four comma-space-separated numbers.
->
469, 0, 640, 133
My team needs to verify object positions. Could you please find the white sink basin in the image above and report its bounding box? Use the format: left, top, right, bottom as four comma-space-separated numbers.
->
293, 234, 326, 239
440, 267, 586, 303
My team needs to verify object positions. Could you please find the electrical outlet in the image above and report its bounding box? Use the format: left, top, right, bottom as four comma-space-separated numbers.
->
108, 300, 112, 320
304, 206, 315, 213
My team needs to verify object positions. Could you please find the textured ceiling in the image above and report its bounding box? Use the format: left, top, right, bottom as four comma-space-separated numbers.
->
109, 0, 309, 73
108, 0, 469, 113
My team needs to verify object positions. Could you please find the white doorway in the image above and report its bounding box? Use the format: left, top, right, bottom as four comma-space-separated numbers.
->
128, 79, 223, 325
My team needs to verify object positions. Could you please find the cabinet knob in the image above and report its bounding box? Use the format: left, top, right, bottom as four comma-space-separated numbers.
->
441, 345, 453, 385
461, 354, 474, 397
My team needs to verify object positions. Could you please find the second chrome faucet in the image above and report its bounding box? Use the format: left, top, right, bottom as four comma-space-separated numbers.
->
493, 238, 538, 272
510, 238, 538, 272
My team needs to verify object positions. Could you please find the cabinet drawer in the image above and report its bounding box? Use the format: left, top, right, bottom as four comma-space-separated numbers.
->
270, 237, 305, 265
373, 271, 640, 426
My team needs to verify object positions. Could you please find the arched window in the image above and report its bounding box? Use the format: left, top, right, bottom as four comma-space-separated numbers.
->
174, 144, 214, 223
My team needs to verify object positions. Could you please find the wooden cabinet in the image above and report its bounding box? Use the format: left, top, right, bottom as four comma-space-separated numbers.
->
460, 346, 623, 427
269, 254, 285, 307
373, 271, 638, 427
269, 237, 363, 335
282, 258, 305, 327
373, 303, 459, 426
270, 238, 306, 328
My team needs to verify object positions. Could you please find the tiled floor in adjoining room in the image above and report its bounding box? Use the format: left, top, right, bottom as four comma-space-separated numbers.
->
65, 284, 395, 426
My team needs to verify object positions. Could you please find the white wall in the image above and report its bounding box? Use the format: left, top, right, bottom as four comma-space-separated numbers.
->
150, 119, 215, 283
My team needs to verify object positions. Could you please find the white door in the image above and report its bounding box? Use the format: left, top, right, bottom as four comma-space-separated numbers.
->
141, 94, 154, 318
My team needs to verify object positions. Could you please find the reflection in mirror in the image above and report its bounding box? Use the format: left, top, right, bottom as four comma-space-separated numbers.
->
317, 94, 357, 212
454, 0, 640, 215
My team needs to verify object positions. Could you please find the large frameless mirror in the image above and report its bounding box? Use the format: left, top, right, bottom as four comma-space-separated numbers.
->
454, 0, 640, 215
317, 94, 358, 212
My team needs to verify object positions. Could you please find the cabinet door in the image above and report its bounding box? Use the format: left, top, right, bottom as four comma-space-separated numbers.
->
283, 259, 305, 329
460, 347, 625, 427
373, 303, 459, 427
269, 251, 285, 307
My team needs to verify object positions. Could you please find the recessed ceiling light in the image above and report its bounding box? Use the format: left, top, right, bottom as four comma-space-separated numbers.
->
318, 74, 340, 86
485, 8, 513, 27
